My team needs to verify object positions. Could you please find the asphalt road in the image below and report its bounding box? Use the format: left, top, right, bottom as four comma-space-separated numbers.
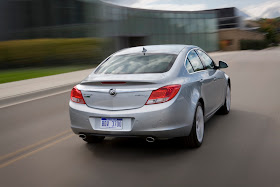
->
1, 48, 280, 187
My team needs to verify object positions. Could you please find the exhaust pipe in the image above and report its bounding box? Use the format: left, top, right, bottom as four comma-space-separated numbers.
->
79, 134, 86, 140
146, 137, 155, 143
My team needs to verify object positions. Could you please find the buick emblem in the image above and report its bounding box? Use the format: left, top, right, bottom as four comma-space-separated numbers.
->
109, 88, 117, 96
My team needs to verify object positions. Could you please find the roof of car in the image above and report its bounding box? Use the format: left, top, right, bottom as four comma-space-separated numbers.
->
114, 45, 197, 55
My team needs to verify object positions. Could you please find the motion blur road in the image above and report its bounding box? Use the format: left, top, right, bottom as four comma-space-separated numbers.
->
1, 48, 280, 187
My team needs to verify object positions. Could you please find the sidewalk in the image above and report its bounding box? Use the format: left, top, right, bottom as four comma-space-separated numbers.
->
1, 69, 93, 100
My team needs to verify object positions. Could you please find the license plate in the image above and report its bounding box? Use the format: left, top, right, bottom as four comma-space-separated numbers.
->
100, 118, 123, 129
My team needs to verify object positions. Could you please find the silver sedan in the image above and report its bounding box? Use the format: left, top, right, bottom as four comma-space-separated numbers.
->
69, 45, 231, 148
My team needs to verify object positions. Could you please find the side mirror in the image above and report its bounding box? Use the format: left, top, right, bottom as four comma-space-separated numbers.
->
218, 61, 228, 69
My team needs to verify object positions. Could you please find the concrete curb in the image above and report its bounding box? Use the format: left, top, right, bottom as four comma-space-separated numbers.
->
0, 82, 78, 108
0, 68, 94, 108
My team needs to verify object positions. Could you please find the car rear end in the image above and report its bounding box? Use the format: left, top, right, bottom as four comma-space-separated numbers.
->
69, 45, 194, 140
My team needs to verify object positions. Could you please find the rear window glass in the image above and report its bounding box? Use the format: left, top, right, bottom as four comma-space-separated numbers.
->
95, 53, 177, 74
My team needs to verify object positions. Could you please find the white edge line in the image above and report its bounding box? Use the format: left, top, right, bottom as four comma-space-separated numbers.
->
0, 90, 70, 109
0, 82, 78, 100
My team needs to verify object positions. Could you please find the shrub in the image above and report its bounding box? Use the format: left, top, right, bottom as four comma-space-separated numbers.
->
240, 40, 268, 50
0, 38, 111, 69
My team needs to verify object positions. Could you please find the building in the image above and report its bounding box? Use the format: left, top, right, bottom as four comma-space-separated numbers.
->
0, 0, 93, 40
213, 7, 265, 50
0, 0, 265, 51
96, 1, 218, 51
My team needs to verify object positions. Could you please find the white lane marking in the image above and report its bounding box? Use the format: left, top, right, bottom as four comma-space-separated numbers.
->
0, 90, 70, 109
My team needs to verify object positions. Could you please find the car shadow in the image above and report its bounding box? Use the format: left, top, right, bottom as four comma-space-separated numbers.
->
85, 136, 188, 161
83, 109, 273, 161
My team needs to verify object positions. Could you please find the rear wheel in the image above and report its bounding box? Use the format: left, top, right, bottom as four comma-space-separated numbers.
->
182, 103, 204, 148
83, 135, 105, 144
218, 85, 231, 115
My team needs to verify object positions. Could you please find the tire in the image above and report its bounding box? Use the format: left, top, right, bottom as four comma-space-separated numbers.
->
82, 135, 105, 144
218, 84, 231, 115
182, 103, 204, 148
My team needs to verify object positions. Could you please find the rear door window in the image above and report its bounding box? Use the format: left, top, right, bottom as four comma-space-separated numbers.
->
186, 59, 194, 73
187, 50, 204, 72
196, 50, 215, 69
95, 53, 177, 74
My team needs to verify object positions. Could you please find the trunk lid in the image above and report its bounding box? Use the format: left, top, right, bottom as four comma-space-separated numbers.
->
78, 74, 166, 111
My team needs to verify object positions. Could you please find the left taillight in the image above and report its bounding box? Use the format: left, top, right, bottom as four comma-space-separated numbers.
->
70, 86, 85, 104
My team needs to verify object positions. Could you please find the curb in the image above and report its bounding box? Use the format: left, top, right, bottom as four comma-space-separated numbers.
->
0, 82, 79, 108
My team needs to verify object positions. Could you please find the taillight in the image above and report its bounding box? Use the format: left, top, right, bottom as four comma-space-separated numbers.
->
70, 86, 85, 104
145, 85, 181, 105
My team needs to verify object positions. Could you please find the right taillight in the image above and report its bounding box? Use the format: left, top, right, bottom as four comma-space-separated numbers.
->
70, 86, 85, 104
145, 84, 181, 105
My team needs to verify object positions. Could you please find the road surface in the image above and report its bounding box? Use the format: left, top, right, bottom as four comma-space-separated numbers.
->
1, 48, 280, 186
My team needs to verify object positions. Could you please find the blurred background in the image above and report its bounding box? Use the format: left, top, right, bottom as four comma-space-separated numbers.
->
0, 0, 279, 83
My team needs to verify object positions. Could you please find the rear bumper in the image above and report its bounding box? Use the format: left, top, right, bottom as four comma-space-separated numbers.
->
69, 96, 194, 139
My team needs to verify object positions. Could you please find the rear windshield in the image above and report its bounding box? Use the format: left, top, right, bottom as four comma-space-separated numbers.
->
94, 53, 177, 74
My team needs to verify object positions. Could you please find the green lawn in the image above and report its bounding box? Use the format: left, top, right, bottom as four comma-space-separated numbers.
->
0, 65, 95, 84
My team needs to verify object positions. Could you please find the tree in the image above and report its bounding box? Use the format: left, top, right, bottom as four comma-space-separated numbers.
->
257, 18, 280, 45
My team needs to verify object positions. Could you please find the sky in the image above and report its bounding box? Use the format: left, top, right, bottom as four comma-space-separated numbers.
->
102, 0, 280, 19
